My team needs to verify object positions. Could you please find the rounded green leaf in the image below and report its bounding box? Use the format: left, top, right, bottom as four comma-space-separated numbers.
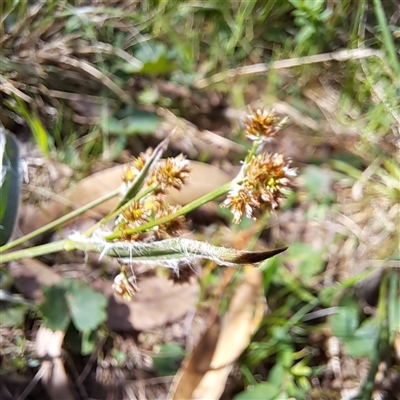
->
65, 280, 107, 333
39, 284, 71, 331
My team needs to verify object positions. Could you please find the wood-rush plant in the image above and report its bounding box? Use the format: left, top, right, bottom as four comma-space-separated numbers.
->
0, 109, 296, 298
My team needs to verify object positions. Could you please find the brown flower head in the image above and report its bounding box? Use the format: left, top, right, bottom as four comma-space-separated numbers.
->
154, 205, 187, 239
122, 148, 153, 183
222, 153, 296, 223
122, 200, 151, 227
245, 109, 287, 141
153, 154, 191, 191
221, 185, 260, 223
112, 271, 139, 299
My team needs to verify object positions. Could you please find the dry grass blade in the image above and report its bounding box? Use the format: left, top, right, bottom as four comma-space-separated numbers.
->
195, 48, 385, 88
36, 52, 131, 104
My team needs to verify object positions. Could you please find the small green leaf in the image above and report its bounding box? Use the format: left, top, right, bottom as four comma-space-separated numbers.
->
286, 242, 325, 283
65, 280, 107, 333
267, 364, 285, 387
330, 305, 359, 339
0, 130, 21, 245
115, 136, 168, 210
343, 321, 379, 358
301, 165, 334, 203
234, 382, 281, 400
81, 330, 97, 355
152, 343, 186, 376
0, 304, 28, 327
102, 109, 161, 135
39, 284, 71, 331
290, 361, 312, 377
125, 43, 176, 75
12, 96, 50, 157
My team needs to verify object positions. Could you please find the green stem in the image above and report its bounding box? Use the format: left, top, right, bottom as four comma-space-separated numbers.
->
245, 140, 260, 164
0, 239, 70, 264
0, 188, 121, 253
372, 0, 400, 80
105, 180, 233, 240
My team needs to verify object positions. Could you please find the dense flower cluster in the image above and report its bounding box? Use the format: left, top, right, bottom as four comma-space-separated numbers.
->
222, 108, 296, 223
110, 107, 295, 298
122, 151, 190, 192
221, 153, 296, 223
112, 270, 139, 299
121, 148, 152, 183
245, 108, 287, 141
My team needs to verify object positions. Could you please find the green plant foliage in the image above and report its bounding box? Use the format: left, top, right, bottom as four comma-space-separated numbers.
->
65, 280, 107, 333
6, 97, 50, 157
285, 242, 325, 284
39, 280, 107, 334
101, 108, 161, 136
127, 43, 177, 75
0, 131, 21, 246
233, 382, 281, 400
330, 301, 380, 358
152, 343, 186, 376
301, 165, 335, 204
39, 284, 71, 331
388, 272, 400, 343
0, 303, 28, 328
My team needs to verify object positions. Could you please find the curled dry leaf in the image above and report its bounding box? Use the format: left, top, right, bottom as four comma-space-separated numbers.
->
169, 267, 266, 400
168, 317, 221, 400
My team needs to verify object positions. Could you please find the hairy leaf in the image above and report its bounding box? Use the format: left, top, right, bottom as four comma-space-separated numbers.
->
68, 234, 287, 267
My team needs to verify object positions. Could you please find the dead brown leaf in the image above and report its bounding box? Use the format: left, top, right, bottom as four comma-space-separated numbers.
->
19, 161, 232, 235
167, 267, 265, 400
94, 277, 200, 332
168, 317, 221, 400
193, 267, 265, 399
10, 259, 62, 301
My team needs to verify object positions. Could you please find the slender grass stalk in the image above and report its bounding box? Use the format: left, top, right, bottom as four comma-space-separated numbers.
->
0, 188, 121, 253
0, 239, 69, 263
372, 0, 400, 79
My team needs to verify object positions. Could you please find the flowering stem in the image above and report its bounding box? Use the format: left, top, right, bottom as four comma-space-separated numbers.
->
83, 183, 157, 237
0, 188, 121, 253
0, 239, 70, 263
245, 140, 261, 164
105, 180, 233, 240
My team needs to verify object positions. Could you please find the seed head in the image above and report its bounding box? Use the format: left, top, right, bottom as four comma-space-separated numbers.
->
222, 153, 296, 223
112, 271, 139, 299
122, 148, 153, 183
245, 109, 287, 141
154, 205, 187, 239
154, 154, 191, 191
